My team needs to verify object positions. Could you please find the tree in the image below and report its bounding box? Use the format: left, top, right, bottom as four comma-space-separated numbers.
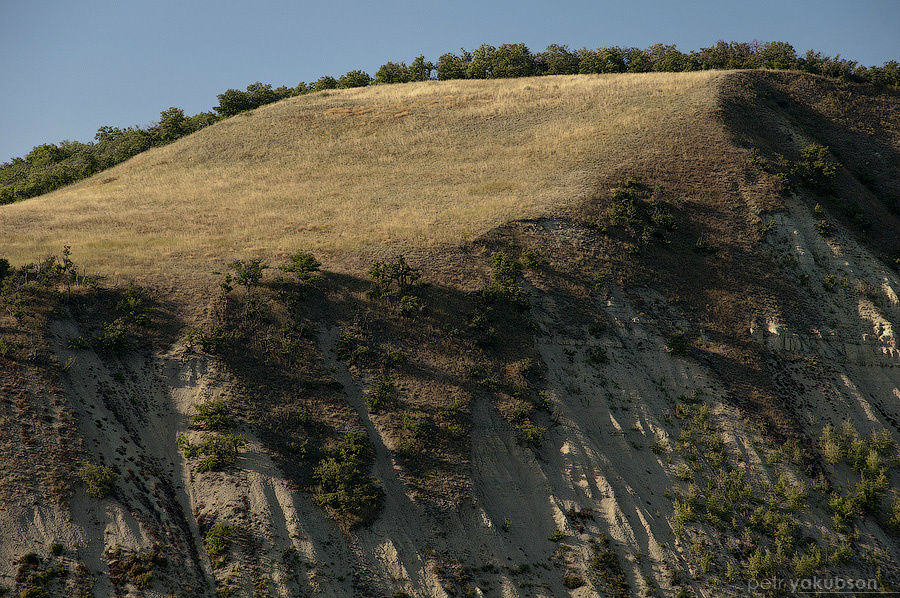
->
246, 82, 277, 107
338, 70, 372, 88
314, 76, 338, 91
756, 41, 798, 70
214, 89, 253, 116
624, 47, 652, 73
492, 43, 536, 78
185, 111, 218, 132
25, 144, 62, 168
646, 44, 693, 72
537, 44, 578, 75
466, 44, 497, 79
435, 51, 470, 80
376, 61, 409, 84
407, 55, 434, 81
157, 107, 187, 144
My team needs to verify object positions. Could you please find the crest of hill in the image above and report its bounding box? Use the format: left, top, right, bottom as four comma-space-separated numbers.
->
1, 71, 724, 283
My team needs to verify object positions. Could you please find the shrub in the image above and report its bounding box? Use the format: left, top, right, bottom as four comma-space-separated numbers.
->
366, 380, 394, 413
823, 274, 836, 292
279, 251, 320, 282
204, 521, 233, 565
485, 252, 527, 305
369, 255, 420, 301
397, 294, 423, 317
888, 499, 900, 534
79, 464, 117, 498
94, 318, 133, 353
228, 259, 267, 292
792, 144, 839, 192
178, 433, 246, 472
516, 421, 546, 447
0, 258, 10, 281
589, 534, 629, 597
191, 399, 233, 431
48, 543, 63, 556
587, 346, 608, 365
313, 432, 382, 525
747, 547, 775, 577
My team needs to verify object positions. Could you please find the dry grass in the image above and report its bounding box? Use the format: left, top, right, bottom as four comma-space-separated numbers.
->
0, 71, 723, 285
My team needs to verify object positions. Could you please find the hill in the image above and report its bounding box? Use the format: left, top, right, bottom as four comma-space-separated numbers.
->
1, 70, 900, 597
1, 72, 722, 284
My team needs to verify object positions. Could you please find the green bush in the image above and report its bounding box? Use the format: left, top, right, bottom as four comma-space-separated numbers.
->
191, 399, 233, 431
79, 464, 117, 498
369, 255, 420, 301
279, 251, 320, 282
204, 521, 234, 565
178, 433, 246, 472
791, 144, 839, 191
366, 380, 394, 413
516, 421, 546, 447
313, 432, 382, 524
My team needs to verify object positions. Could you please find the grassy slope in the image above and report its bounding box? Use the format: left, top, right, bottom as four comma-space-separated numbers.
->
1, 71, 722, 284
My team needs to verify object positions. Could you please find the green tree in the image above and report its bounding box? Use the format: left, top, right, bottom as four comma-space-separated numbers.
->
314, 76, 339, 91
647, 44, 693, 72
467, 43, 497, 78
376, 61, 409, 84
756, 41, 798, 70
624, 47, 652, 72
214, 89, 253, 116
537, 44, 578, 75
407, 55, 434, 81
245, 81, 277, 107
492, 43, 536, 78
338, 70, 372, 88
436, 51, 470, 80
157, 107, 188, 144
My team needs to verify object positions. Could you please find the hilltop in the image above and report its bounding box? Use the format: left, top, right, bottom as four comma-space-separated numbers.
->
1, 70, 899, 597
2, 71, 723, 285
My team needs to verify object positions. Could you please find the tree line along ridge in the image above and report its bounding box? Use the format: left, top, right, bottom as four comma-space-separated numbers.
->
1, 40, 897, 205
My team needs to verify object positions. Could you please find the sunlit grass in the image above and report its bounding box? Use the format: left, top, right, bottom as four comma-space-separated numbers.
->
1, 71, 723, 284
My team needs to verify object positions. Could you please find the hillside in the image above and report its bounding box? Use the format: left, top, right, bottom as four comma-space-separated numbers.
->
1, 70, 900, 597
1, 72, 722, 284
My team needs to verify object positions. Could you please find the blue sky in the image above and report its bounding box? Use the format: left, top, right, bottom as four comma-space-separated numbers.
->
1, 0, 897, 163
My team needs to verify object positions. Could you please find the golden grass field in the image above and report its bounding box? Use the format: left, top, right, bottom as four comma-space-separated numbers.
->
1, 71, 724, 283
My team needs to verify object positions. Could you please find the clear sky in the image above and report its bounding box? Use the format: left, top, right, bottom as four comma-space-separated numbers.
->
1, 0, 897, 163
